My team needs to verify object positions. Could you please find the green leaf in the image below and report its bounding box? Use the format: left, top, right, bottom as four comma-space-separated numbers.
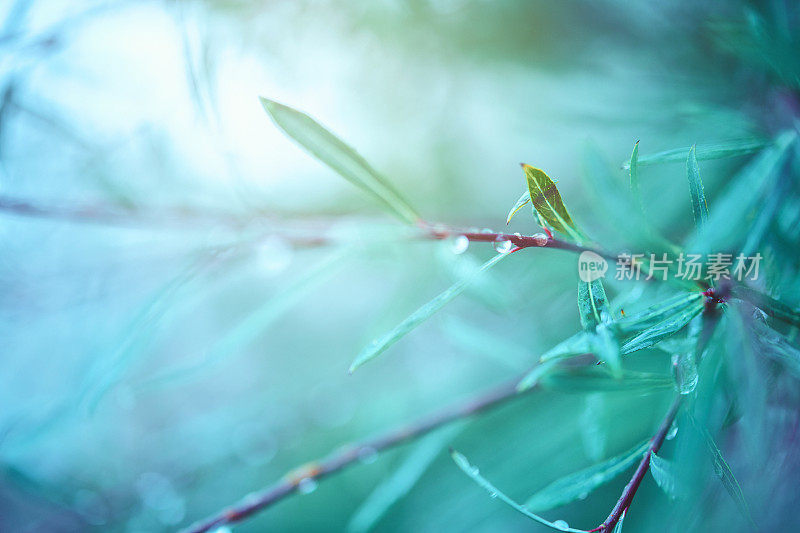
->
506, 189, 532, 224
686, 145, 709, 230
623, 138, 768, 168
616, 293, 703, 336
524, 440, 648, 512
442, 316, 529, 371
593, 324, 622, 378
581, 144, 678, 253
751, 319, 800, 379
260, 97, 420, 224
649, 452, 681, 499
538, 331, 595, 363
694, 422, 755, 527
522, 164, 583, 240
578, 279, 609, 332
140, 250, 348, 389
629, 140, 642, 213
685, 131, 796, 253
516, 359, 560, 392
542, 368, 672, 394
730, 285, 800, 328
347, 423, 464, 533
579, 393, 607, 462
450, 450, 586, 532
621, 300, 704, 354
349, 251, 510, 373
78, 259, 206, 412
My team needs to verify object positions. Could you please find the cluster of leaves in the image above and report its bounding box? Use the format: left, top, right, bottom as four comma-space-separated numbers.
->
260, 95, 800, 531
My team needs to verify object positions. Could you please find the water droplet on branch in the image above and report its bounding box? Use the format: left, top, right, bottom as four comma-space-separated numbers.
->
531, 233, 548, 246
451, 235, 469, 254
297, 478, 318, 494
493, 238, 513, 254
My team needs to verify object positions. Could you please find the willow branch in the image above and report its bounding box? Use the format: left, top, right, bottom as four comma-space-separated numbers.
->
181, 375, 536, 533
593, 394, 683, 532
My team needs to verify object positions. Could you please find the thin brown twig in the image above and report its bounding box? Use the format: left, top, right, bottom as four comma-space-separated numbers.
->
181, 375, 536, 533
591, 394, 683, 532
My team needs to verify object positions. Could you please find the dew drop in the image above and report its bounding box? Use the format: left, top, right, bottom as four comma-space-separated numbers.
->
493, 239, 513, 254
578, 491, 589, 500
256, 236, 293, 275
470, 466, 480, 476
489, 491, 498, 499
358, 446, 378, 464
480, 228, 493, 234
553, 519, 569, 531
297, 478, 318, 494
451, 235, 469, 255
531, 233, 548, 246
671, 352, 698, 395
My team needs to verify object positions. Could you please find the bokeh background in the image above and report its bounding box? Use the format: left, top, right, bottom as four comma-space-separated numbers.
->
1, 1, 797, 531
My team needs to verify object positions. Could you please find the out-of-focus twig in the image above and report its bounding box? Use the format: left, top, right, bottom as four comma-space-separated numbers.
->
181, 374, 537, 533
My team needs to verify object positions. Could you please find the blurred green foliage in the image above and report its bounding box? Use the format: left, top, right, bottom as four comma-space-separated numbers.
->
1, 1, 800, 532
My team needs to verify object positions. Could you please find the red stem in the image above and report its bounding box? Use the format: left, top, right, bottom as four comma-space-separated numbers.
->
595, 395, 682, 531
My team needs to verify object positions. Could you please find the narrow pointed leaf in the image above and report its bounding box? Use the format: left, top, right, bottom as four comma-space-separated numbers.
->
686, 145, 709, 229
347, 423, 464, 533
622, 138, 768, 168
578, 279, 609, 332
542, 368, 672, 393
579, 393, 607, 462
694, 422, 756, 527
450, 450, 586, 532
506, 189, 532, 224
516, 359, 559, 392
350, 252, 509, 372
616, 293, 702, 336
522, 164, 583, 240
730, 285, 800, 328
592, 324, 622, 378
524, 440, 648, 512
621, 301, 704, 354
260, 97, 420, 224
141, 251, 348, 389
751, 319, 800, 378
649, 452, 681, 498
538, 331, 595, 363
629, 140, 642, 212
686, 131, 796, 253
581, 144, 678, 253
